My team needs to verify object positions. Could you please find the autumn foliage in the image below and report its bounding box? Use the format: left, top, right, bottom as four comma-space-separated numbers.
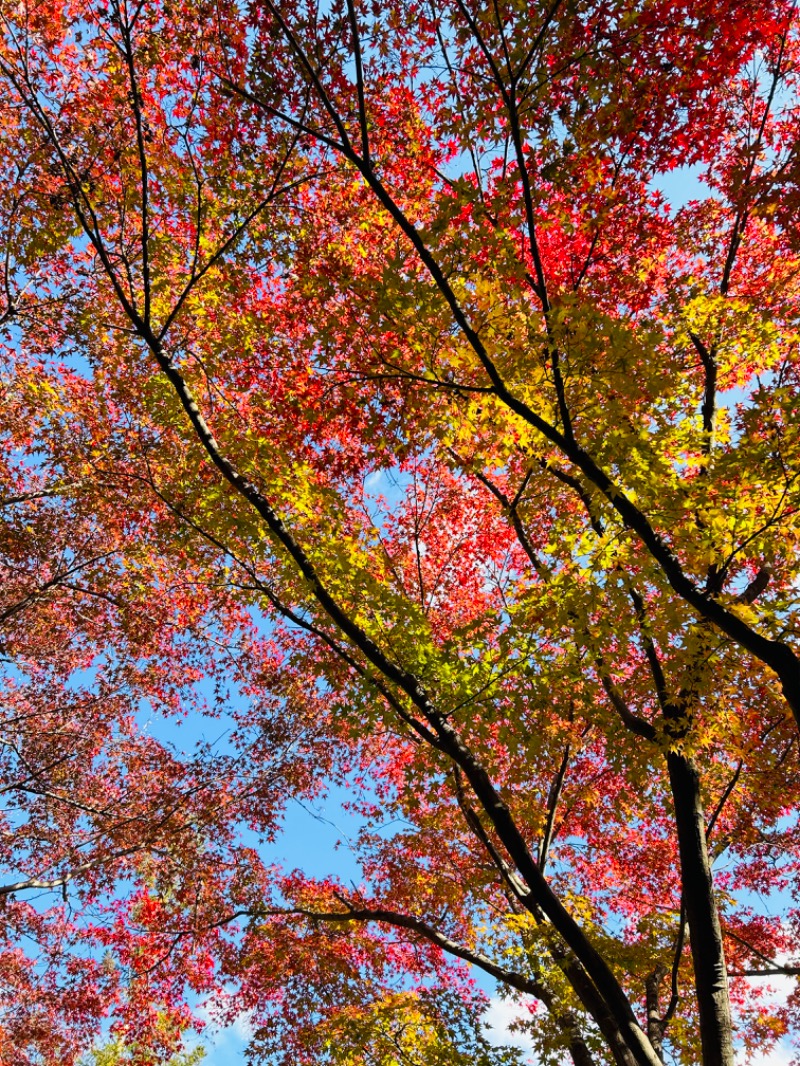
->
1, 0, 800, 1063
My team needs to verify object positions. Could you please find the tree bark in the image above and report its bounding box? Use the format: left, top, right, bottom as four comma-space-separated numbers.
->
555, 948, 649, 1066
667, 752, 734, 1066
644, 966, 667, 1062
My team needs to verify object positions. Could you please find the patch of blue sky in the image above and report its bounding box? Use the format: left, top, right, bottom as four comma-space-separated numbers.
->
649, 164, 714, 214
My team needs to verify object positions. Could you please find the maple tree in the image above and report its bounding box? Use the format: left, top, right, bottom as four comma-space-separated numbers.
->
1, 0, 800, 1064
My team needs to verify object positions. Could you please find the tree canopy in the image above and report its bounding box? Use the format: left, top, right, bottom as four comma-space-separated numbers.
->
1, 0, 800, 1064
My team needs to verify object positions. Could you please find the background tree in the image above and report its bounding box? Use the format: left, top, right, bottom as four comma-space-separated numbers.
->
1, 0, 800, 1063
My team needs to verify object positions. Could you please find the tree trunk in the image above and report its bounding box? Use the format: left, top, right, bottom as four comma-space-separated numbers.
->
556, 948, 650, 1066
644, 966, 667, 1062
667, 751, 734, 1066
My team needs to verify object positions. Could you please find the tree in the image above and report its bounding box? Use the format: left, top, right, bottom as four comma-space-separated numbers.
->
1, 0, 800, 1063
86, 1032, 206, 1066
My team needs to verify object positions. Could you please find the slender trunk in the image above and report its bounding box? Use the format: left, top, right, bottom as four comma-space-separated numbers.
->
533, 973, 598, 1066
644, 967, 667, 1062
563, 1017, 600, 1066
555, 948, 647, 1066
435, 719, 662, 1066
667, 752, 734, 1066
